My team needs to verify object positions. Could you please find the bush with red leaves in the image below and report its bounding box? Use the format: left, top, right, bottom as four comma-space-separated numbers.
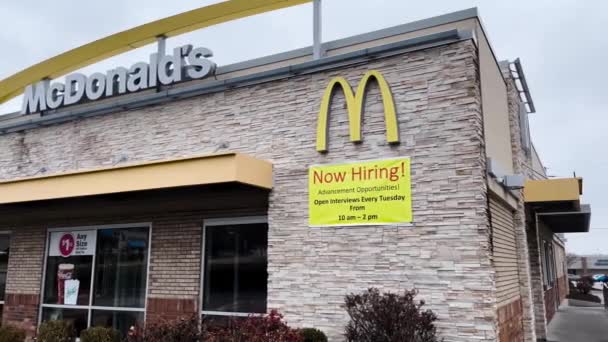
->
205, 309, 303, 342
126, 315, 200, 342
125, 310, 302, 342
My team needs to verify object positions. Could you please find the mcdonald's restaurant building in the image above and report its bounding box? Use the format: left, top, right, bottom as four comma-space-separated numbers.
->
0, 7, 592, 342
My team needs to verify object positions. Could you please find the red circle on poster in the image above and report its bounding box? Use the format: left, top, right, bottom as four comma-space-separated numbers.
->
59, 233, 75, 257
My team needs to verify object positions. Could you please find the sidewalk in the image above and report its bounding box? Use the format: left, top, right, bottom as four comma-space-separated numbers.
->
546, 303, 608, 342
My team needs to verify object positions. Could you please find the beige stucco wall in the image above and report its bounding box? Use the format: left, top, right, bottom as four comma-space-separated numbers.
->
478, 30, 514, 176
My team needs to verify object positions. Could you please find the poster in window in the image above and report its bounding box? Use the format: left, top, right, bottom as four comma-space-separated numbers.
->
49, 230, 96, 257
47, 230, 96, 305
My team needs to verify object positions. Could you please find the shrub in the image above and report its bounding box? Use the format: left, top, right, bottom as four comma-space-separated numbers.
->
299, 328, 328, 342
344, 288, 440, 342
127, 315, 201, 342
576, 276, 595, 295
125, 324, 144, 342
37, 320, 75, 342
205, 310, 303, 342
80, 326, 121, 342
567, 291, 601, 303
125, 310, 302, 342
0, 324, 26, 342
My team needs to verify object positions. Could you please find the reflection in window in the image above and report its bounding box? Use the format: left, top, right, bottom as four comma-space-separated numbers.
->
94, 228, 148, 308
41, 227, 148, 338
203, 222, 268, 314
42, 307, 88, 337
0, 234, 10, 322
92, 310, 144, 336
43, 256, 92, 306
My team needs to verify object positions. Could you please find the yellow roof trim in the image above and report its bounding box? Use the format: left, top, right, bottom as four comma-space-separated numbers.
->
0, 0, 311, 104
524, 178, 582, 203
0, 153, 273, 204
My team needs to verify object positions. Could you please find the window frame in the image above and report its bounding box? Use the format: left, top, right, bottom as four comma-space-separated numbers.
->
199, 216, 268, 318
541, 240, 549, 289
548, 243, 556, 284
542, 239, 556, 290
0, 230, 11, 307
38, 222, 152, 331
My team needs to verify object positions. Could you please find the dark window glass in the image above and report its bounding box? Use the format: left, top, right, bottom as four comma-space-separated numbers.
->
0, 235, 10, 302
203, 223, 268, 313
41, 226, 149, 337
92, 310, 144, 336
42, 307, 88, 337
93, 228, 148, 308
43, 255, 92, 306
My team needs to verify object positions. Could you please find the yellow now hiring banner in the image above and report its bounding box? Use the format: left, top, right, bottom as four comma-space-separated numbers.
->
309, 157, 412, 226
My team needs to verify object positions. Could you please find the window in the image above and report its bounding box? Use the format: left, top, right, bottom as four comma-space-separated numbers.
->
542, 240, 556, 289
202, 217, 268, 316
542, 241, 549, 287
0, 233, 10, 321
548, 244, 556, 284
41, 225, 149, 337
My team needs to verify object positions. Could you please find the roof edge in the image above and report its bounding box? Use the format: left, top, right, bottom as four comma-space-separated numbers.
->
0, 28, 470, 131
1, 7, 480, 118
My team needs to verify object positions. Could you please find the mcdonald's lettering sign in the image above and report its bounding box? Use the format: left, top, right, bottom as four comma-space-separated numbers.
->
316, 70, 399, 152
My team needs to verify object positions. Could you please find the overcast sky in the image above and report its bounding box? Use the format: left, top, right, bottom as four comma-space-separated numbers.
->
0, 1, 606, 254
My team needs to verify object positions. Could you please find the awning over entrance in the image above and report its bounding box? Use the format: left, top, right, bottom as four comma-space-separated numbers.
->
537, 204, 591, 233
524, 177, 591, 233
0, 153, 272, 204
524, 178, 582, 205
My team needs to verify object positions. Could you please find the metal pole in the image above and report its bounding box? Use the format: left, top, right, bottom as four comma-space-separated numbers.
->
157, 35, 166, 56
313, 0, 322, 59
155, 36, 166, 91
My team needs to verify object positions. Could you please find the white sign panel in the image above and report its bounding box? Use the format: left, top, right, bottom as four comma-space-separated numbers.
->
49, 230, 96, 257
22, 45, 216, 114
64, 279, 80, 305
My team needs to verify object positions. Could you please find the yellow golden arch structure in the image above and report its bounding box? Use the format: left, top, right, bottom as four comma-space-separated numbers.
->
316, 70, 400, 152
0, 0, 311, 105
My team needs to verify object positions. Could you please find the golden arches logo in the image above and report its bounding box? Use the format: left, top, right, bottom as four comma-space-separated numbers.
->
315, 70, 399, 152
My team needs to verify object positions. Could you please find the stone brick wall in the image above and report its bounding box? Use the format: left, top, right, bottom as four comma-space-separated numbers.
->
557, 276, 567, 304
0, 40, 496, 340
5, 226, 46, 295
3, 294, 39, 338
543, 275, 567, 325
525, 227, 546, 340
501, 63, 539, 342
147, 298, 199, 324
146, 213, 204, 324
2, 226, 46, 338
148, 215, 203, 297
497, 298, 523, 342
543, 287, 556, 323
